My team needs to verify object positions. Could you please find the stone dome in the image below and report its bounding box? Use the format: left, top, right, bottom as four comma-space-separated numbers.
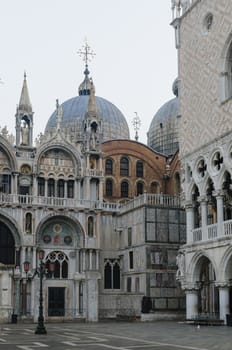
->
147, 79, 179, 156
45, 67, 130, 141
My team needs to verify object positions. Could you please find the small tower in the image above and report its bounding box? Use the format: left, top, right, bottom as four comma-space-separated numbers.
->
78, 41, 104, 201
15, 72, 34, 147
84, 80, 102, 151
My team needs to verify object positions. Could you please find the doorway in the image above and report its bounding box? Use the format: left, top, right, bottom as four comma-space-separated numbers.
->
48, 287, 65, 316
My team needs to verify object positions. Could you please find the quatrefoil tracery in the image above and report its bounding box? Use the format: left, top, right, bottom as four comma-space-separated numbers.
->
197, 159, 207, 178
212, 151, 223, 171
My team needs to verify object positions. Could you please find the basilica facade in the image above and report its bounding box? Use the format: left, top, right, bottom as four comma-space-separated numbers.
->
172, 0, 232, 324
0, 55, 185, 323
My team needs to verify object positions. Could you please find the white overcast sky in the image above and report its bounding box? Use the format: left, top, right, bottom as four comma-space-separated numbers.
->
0, 0, 177, 145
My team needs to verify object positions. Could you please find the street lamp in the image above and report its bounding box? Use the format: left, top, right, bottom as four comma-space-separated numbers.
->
24, 250, 55, 334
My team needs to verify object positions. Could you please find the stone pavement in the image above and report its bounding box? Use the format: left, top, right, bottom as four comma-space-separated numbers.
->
0, 321, 230, 350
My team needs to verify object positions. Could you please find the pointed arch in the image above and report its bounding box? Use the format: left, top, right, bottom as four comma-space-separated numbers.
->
220, 31, 232, 102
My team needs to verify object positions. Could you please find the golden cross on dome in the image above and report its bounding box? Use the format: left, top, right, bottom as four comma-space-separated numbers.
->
78, 40, 96, 66
132, 112, 141, 141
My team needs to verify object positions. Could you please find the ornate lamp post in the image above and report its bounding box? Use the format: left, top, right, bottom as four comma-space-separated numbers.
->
24, 250, 55, 334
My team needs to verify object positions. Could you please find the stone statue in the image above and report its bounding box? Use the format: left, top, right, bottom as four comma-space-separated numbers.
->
181, 0, 190, 11
176, 252, 185, 277
21, 121, 29, 146
90, 127, 97, 150
25, 213, 32, 233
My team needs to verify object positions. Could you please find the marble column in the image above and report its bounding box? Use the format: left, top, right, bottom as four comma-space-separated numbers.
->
85, 271, 100, 322
14, 278, 21, 315
199, 196, 207, 241
64, 181, 67, 198
44, 179, 48, 197
219, 286, 230, 324
74, 280, 80, 316
185, 201, 195, 243
22, 279, 27, 316
186, 289, 199, 320
214, 192, 224, 236
89, 250, 93, 270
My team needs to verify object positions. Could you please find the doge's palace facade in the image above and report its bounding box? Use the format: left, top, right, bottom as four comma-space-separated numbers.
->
172, 0, 232, 323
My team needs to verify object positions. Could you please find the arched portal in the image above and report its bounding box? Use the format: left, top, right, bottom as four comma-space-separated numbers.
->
195, 256, 219, 316
0, 221, 15, 265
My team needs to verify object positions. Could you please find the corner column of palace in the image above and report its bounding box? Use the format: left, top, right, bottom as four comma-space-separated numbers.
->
184, 283, 200, 320
216, 283, 230, 323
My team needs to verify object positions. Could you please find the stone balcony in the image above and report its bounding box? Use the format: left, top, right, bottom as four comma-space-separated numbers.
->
191, 219, 232, 243
0, 193, 181, 213
0, 193, 119, 212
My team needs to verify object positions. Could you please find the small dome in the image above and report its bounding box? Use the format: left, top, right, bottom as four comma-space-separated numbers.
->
45, 95, 130, 141
147, 79, 179, 156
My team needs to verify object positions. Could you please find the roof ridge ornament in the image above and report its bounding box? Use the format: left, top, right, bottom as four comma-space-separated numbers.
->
56, 99, 63, 131
18, 71, 33, 113
132, 112, 141, 142
171, 0, 192, 20
78, 39, 96, 72
77, 40, 96, 96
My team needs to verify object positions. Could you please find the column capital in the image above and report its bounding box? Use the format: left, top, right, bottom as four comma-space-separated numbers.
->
197, 195, 207, 203
183, 282, 201, 291
212, 190, 224, 198
184, 200, 194, 209
215, 281, 230, 288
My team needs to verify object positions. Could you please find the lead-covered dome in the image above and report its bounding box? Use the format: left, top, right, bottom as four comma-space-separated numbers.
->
45, 66, 130, 141
147, 79, 179, 156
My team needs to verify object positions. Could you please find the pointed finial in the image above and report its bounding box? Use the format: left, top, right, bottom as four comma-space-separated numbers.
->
18, 71, 32, 113
56, 99, 63, 130
24, 71, 27, 79
132, 112, 141, 141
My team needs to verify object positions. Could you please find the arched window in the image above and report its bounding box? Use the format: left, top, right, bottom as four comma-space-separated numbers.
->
121, 181, 129, 198
57, 179, 64, 198
88, 216, 94, 237
222, 171, 232, 220
104, 259, 120, 289
0, 174, 11, 194
120, 157, 129, 176
0, 222, 15, 265
136, 160, 143, 177
67, 180, 74, 198
113, 262, 120, 289
104, 261, 112, 289
106, 178, 113, 197
48, 179, 55, 197
136, 181, 144, 196
150, 181, 160, 194
174, 172, 181, 194
192, 184, 200, 228
222, 39, 232, 101
46, 251, 69, 279
38, 177, 45, 196
206, 178, 216, 225
105, 158, 113, 175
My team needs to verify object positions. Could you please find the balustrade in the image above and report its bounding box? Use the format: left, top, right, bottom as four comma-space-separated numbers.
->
191, 219, 232, 243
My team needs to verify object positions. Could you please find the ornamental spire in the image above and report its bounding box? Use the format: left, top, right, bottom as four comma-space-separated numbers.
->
132, 112, 141, 142
18, 71, 32, 113
56, 99, 63, 131
78, 40, 96, 96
